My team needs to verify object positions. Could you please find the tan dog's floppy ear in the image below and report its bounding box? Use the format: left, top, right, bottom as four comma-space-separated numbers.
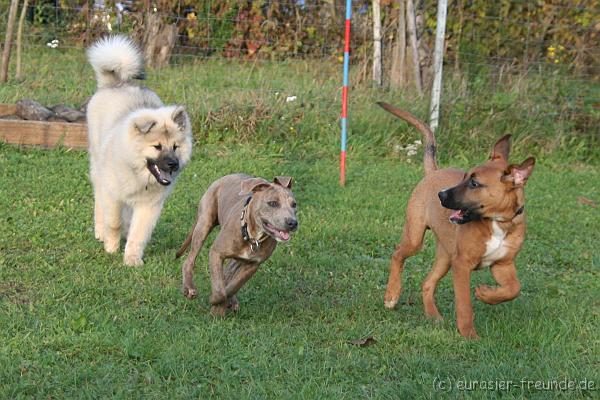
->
133, 115, 156, 134
239, 177, 271, 196
491, 134, 511, 162
171, 106, 188, 131
502, 157, 535, 186
274, 176, 293, 189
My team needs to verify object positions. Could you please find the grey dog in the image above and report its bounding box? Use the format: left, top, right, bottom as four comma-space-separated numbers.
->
176, 174, 298, 315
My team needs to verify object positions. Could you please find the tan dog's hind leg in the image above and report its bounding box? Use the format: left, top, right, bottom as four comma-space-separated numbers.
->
452, 260, 478, 339
384, 211, 426, 309
475, 261, 520, 305
422, 243, 451, 320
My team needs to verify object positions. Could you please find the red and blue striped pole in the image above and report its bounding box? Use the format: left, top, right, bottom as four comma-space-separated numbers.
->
340, 0, 352, 187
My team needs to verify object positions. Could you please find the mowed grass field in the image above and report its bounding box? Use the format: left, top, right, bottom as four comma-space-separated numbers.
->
1, 49, 599, 398
1, 144, 599, 398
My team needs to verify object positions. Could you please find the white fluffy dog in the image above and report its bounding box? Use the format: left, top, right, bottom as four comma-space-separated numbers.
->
86, 36, 192, 266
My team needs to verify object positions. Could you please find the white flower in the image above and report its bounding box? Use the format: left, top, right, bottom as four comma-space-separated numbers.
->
46, 39, 59, 49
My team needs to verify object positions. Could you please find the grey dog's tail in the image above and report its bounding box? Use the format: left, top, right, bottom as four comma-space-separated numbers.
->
87, 35, 145, 89
377, 102, 438, 175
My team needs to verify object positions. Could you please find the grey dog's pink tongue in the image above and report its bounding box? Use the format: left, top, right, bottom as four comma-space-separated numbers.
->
279, 231, 290, 241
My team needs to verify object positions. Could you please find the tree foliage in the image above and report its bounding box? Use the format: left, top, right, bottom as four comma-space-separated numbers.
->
6, 0, 598, 73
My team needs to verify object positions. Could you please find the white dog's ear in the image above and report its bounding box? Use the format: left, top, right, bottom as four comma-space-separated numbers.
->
274, 176, 293, 189
239, 178, 271, 196
172, 106, 188, 131
133, 115, 156, 134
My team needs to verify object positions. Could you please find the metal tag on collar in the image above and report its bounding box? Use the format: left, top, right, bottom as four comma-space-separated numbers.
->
249, 239, 260, 253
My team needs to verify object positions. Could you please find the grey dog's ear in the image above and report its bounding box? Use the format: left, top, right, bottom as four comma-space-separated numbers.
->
274, 176, 293, 189
133, 115, 156, 134
171, 106, 188, 131
239, 177, 271, 196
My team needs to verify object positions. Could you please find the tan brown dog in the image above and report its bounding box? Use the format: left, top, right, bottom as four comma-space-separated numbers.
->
378, 102, 535, 339
176, 174, 298, 316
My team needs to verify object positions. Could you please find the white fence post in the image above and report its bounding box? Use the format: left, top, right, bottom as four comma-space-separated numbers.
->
372, 0, 382, 87
429, 0, 448, 132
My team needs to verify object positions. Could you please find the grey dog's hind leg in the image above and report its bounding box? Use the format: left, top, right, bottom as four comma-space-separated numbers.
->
181, 193, 218, 299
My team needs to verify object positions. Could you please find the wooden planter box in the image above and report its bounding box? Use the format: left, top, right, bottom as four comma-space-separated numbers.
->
0, 104, 88, 149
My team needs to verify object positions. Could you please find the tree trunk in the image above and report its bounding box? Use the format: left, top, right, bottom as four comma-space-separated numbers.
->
15, 0, 28, 80
1, 0, 20, 82
390, 0, 406, 88
372, 0, 382, 87
141, 12, 177, 69
406, 0, 422, 95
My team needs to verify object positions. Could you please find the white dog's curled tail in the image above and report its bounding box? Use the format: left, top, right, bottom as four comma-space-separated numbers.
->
87, 35, 144, 89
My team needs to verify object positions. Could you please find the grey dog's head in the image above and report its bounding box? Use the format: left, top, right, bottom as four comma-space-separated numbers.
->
129, 105, 193, 186
240, 176, 298, 242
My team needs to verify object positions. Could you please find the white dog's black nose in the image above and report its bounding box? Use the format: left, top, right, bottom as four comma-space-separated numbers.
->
166, 158, 179, 172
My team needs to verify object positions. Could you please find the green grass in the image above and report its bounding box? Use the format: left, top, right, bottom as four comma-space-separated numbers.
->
0, 47, 599, 398
1, 142, 599, 398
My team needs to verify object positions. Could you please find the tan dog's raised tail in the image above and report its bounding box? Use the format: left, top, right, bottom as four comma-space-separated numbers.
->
378, 102, 535, 339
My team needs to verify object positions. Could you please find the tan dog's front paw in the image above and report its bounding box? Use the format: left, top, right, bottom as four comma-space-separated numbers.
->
384, 296, 399, 309
124, 253, 144, 266
460, 330, 479, 340
457, 323, 479, 339
210, 304, 227, 317
424, 307, 443, 322
475, 285, 496, 304
95, 229, 104, 242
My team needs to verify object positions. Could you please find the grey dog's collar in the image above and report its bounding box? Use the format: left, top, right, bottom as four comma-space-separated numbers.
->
240, 196, 267, 252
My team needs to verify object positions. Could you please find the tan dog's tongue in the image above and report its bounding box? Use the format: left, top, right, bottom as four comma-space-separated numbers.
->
450, 210, 463, 219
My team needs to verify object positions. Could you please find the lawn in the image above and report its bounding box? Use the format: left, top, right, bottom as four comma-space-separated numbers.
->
0, 47, 599, 398
0, 141, 598, 398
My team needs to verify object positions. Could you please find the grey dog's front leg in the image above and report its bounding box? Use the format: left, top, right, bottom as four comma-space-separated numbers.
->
222, 260, 258, 312
208, 248, 227, 316
224, 261, 259, 297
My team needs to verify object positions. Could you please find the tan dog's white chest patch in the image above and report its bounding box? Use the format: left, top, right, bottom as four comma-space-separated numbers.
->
480, 221, 507, 267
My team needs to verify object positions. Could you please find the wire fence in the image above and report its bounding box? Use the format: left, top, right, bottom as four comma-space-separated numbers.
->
1, 1, 599, 145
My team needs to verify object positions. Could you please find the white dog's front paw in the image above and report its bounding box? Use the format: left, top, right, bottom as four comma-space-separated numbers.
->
124, 253, 144, 266
104, 239, 119, 253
